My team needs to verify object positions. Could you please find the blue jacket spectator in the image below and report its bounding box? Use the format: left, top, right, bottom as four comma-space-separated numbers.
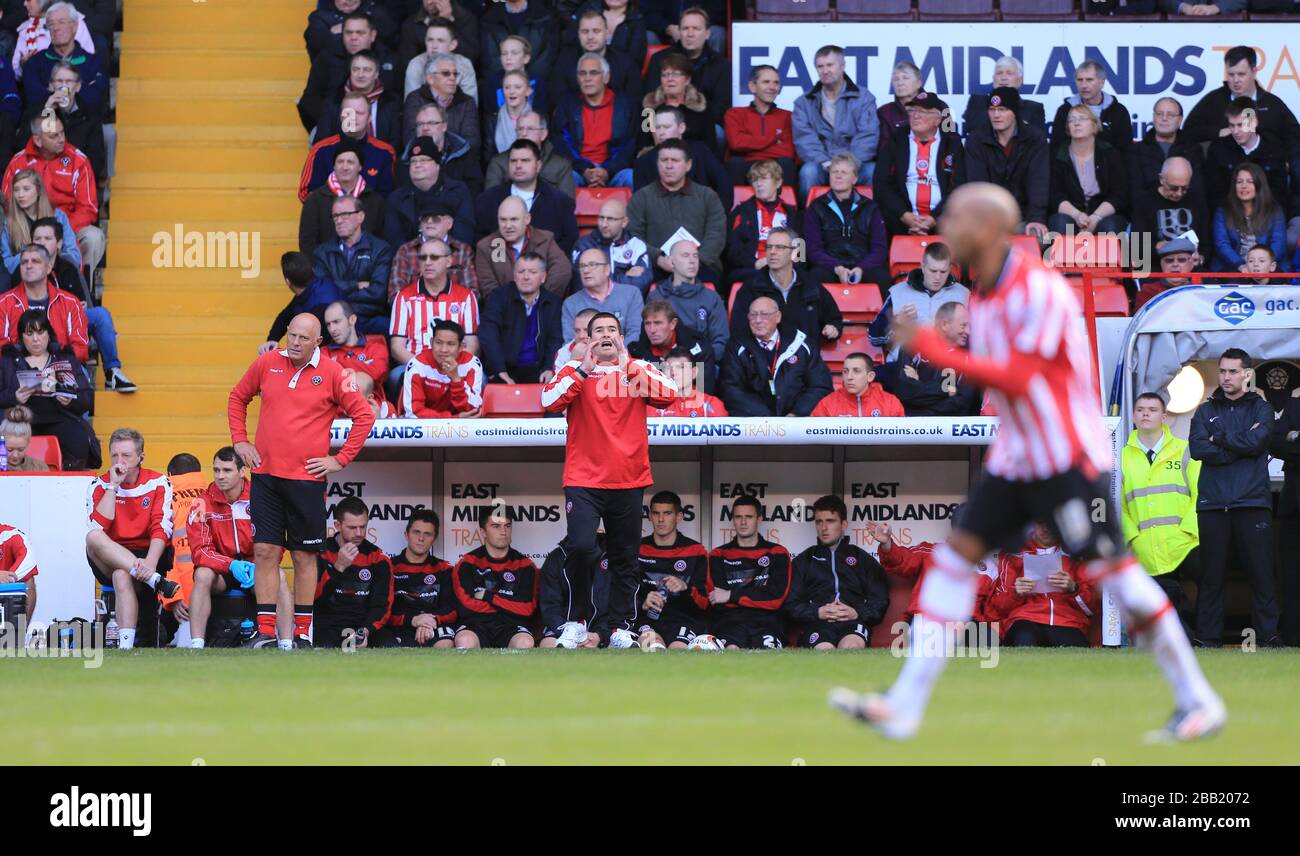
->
383, 157, 475, 248
478, 281, 565, 383
304, 0, 399, 60
22, 46, 106, 117
265, 278, 345, 345
571, 229, 654, 293
0, 60, 20, 123
646, 277, 728, 363
299, 133, 397, 201
311, 232, 394, 335
1212, 208, 1286, 272
553, 89, 638, 178
792, 52, 879, 194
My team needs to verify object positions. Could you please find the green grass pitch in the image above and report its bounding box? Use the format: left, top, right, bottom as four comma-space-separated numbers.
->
10, 649, 1296, 765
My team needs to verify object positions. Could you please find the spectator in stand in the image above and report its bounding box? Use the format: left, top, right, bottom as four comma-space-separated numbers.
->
351, 370, 397, 419
480, 36, 551, 121
1205, 98, 1298, 248
787, 494, 889, 649
485, 112, 575, 197
720, 295, 831, 417
298, 12, 397, 133
299, 138, 386, 253
1133, 237, 1199, 310
730, 226, 841, 346
563, 247, 645, 342
474, 195, 573, 299
2, 112, 100, 275
894, 302, 981, 417
312, 196, 393, 336
877, 61, 924, 150
644, 7, 728, 132
983, 525, 1098, 647
1160, 0, 1246, 17
387, 198, 475, 302
322, 300, 389, 398
553, 306, 597, 372
478, 251, 564, 384
633, 104, 731, 204
868, 241, 968, 363
724, 64, 795, 188
645, 239, 727, 362
305, 0, 398, 61
707, 494, 791, 650
24, 62, 105, 190
0, 242, 87, 360
0, 55, 20, 171
1, 167, 79, 279
551, 10, 640, 107
1211, 162, 1287, 273
84, 427, 178, 649
403, 52, 479, 160
0, 308, 92, 467
804, 152, 889, 288
373, 508, 458, 648
1048, 104, 1130, 236
1185, 46, 1300, 149
874, 91, 965, 238
383, 136, 474, 247
1049, 60, 1133, 153
399, 101, 480, 194
1121, 392, 1201, 636
626, 139, 726, 283
390, 237, 480, 398
553, 53, 636, 189
964, 87, 1049, 238
314, 496, 394, 649
1131, 156, 1209, 252
628, 298, 714, 388
571, 197, 652, 292
20, 3, 104, 117
1189, 348, 1281, 646
575, 0, 647, 70
474, 140, 578, 254
451, 506, 539, 649
298, 92, 397, 201
480, 0, 559, 80
725, 160, 800, 284
12, 1, 96, 78
403, 17, 476, 102
399, 1, 479, 71
640, 52, 715, 155
481, 71, 536, 166
963, 56, 1046, 140
812, 353, 904, 418
792, 44, 879, 200
315, 50, 402, 149
1245, 246, 1280, 284
260, 251, 344, 355
402, 318, 484, 418
0, 404, 48, 471
1128, 97, 1205, 199
645, 348, 725, 417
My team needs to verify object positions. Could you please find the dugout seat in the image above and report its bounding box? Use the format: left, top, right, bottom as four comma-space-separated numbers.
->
482, 384, 545, 417
25, 436, 62, 470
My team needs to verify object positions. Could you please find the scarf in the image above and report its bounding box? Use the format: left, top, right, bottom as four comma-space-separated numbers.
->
327, 171, 366, 197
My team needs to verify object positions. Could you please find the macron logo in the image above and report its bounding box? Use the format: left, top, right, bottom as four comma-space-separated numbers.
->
49, 787, 151, 837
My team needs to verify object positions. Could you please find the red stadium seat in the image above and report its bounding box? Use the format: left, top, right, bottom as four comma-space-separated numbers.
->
888, 235, 947, 280
755, 0, 831, 21
826, 282, 883, 323
805, 185, 872, 207
820, 329, 881, 372
575, 186, 632, 229
25, 435, 62, 469
482, 384, 544, 417
643, 44, 669, 77
1048, 233, 1124, 268
1009, 234, 1043, 259
1067, 281, 1130, 317
728, 282, 743, 320
835, 0, 915, 21
732, 185, 798, 209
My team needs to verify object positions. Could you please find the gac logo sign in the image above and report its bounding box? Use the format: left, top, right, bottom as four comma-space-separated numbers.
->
1215, 292, 1255, 326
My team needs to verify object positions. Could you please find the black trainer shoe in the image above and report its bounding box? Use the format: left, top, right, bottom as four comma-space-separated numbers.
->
105, 368, 137, 392
156, 577, 180, 599
293, 634, 314, 649
242, 631, 280, 649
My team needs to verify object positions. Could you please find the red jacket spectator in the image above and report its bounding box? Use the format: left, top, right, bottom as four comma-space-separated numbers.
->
811, 384, 905, 418
983, 548, 1098, 637
2, 139, 98, 232
86, 468, 174, 551
0, 524, 38, 581
0, 282, 89, 362
647, 391, 727, 418
724, 103, 795, 162
187, 479, 254, 575
324, 336, 389, 391
401, 349, 484, 417
877, 539, 995, 622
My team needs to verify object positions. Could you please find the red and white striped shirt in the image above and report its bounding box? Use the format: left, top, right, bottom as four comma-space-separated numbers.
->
912, 247, 1109, 482
389, 278, 479, 356
85, 468, 175, 550
401, 349, 484, 417
0, 524, 38, 581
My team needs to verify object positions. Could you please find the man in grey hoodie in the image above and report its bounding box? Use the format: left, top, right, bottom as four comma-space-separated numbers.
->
1049, 61, 1134, 153
646, 239, 728, 364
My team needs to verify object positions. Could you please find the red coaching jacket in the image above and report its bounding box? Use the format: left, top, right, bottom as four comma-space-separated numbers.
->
0, 524, 38, 581
2, 139, 99, 231
401, 349, 484, 418
228, 347, 375, 481
86, 468, 174, 550
876, 540, 995, 623
982, 548, 1098, 636
811, 384, 905, 418
0, 284, 89, 362
187, 480, 254, 574
541, 357, 677, 489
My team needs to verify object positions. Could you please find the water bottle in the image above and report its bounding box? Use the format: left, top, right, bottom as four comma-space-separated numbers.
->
105, 615, 119, 648
647, 582, 668, 620
0, 435, 7, 471
239, 619, 256, 642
